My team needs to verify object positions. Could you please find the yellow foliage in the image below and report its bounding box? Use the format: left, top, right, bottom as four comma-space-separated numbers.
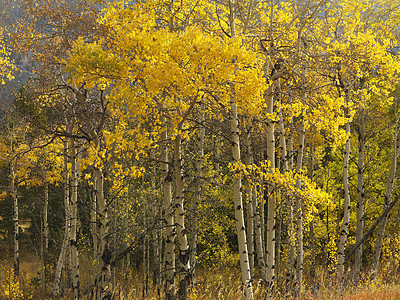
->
0, 30, 14, 84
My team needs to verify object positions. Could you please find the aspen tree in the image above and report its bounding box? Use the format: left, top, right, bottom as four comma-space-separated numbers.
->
70, 137, 80, 298
11, 136, 19, 278
189, 99, 205, 286
244, 123, 255, 278
371, 115, 400, 280
253, 181, 267, 282
354, 109, 365, 277
161, 116, 175, 300
174, 127, 191, 300
337, 86, 352, 284
92, 131, 112, 299
44, 183, 49, 250
228, 0, 253, 298
265, 83, 276, 293
53, 136, 71, 296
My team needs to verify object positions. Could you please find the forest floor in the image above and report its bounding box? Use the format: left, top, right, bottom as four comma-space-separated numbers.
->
0, 244, 400, 299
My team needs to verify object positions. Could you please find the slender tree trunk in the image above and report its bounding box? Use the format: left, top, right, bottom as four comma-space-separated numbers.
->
229, 1, 253, 297
295, 119, 305, 293
11, 139, 19, 279
286, 91, 296, 290
143, 191, 147, 300
53, 138, 70, 296
371, 118, 400, 280
70, 139, 80, 298
230, 97, 254, 300
124, 193, 131, 299
174, 131, 191, 300
355, 110, 365, 277
44, 183, 49, 250
161, 117, 175, 300
190, 100, 205, 288
265, 84, 276, 293
253, 181, 267, 282
92, 178, 98, 275
92, 133, 112, 300
260, 168, 265, 258
215, 136, 221, 177
244, 124, 255, 279
275, 78, 285, 284
337, 108, 351, 283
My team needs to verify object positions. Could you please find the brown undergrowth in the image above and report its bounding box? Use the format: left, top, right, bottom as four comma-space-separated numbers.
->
0, 248, 400, 300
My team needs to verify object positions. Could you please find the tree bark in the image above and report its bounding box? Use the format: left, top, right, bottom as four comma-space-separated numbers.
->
53, 137, 71, 296
230, 97, 254, 300
70, 139, 80, 298
371, 119, 400, 280
174, 131, 191, 300
244, 124, 255, 279
265, 84, 276, 293
355, 110, 365, 276
161, 116, 175, 300
286, 98, 296, 288
295, 119, 305, 293
11, 139, 19, 279
189, 100, 205, 288
253, 181, 267, 282
94, 160, 111, 299
337, 106, 351, 283
228, 1, 253, 297
44, 183, 49, 250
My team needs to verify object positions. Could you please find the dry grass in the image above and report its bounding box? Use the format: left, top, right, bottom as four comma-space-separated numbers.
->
1, 248, 400, 300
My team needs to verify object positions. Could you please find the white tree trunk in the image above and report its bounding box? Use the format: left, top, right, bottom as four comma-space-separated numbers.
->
285, 90, 296, 289
230, 98, 254, 300
190, 100, 205, 286
161, 117, 175, 300
95, 167, 111, 298
245, 126, 255, 278
275, 78, 285, 284
265, 85, 276, 292
70, 139, 80, 298
53, 137, 70, 296
174, 131, 191, 300
295, 119, 305, 293
11, 140, 19, 278
371, 119, 400, 280
227, 1, 253, 297
253, 182, 267, 282
337, 118, 351, 282
355, 110, 365, 276
44, 183, 49, 250
92, 178, 98, 263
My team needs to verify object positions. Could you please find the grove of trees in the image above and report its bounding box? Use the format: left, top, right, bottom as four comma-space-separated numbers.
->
1, 0, 400, 299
